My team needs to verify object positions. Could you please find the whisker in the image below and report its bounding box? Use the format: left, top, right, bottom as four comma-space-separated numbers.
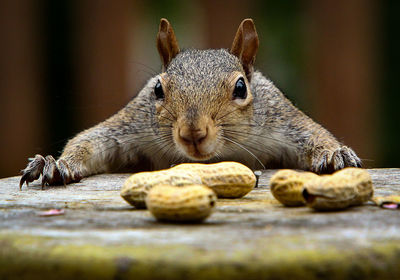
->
159, 103, 177, 121
219, 123, 261, 128
223, 131, 270, 151
221, 136, 265, 169
221, 126, 300, 150
157, 141, 175, 163
134, 107, 174, 122
223, 132, 278, 158
131, 69, 155, 80
128, 60, 159, 76
216, 107, 242, 122
77, 126, 171, 164
219, 137, 259, 169
169, 144, 183, 164
114, 133, 173, 171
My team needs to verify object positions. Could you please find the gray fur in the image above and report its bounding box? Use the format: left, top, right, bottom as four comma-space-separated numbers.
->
20, 31, 361, 189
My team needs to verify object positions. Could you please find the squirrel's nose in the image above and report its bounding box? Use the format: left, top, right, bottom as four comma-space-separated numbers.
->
179, 126, 208, 144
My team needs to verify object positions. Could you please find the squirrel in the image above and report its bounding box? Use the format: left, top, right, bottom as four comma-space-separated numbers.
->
20, 18, 361, 189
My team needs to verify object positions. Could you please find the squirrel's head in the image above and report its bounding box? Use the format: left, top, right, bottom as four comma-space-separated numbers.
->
153, 18, 259, 161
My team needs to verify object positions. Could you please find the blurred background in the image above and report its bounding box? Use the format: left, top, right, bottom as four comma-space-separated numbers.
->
0, 0, 398, 178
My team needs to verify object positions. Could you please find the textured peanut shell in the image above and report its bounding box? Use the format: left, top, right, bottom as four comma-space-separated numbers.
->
303, 168, 373, 210
172, 162, 256, 198
146, 184, 217, 222
120, 170, 201, 209
372, 195, 400, 207
269, 169, 319, 206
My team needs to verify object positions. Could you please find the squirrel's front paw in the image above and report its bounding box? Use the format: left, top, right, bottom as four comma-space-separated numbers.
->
20, 155, 81, 190
311, 146, 362, 174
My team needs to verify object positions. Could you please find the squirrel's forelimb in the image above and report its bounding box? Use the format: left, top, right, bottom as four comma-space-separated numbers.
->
19, 18, 361, 189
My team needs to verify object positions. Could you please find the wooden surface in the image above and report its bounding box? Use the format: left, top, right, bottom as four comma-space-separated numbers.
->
1, 169, 400, 279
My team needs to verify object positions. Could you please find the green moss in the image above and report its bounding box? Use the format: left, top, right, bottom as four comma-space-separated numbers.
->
1, 233, 400, 280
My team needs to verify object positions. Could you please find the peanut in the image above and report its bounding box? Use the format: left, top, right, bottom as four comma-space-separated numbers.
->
172, 162, 256, 198
270, 169, 319, 206
121, 161, 256, 209
269, 168, 373, 210
372, 195, 400, 209
120, 170, 202, 208
146, 184, 217, 222
303, 168, 373, 210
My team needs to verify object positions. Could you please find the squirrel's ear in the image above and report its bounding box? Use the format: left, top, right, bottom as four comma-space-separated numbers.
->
157, 18, 180, 71
230, 19, 259, 80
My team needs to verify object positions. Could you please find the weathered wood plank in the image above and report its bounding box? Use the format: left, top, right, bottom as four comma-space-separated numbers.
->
0, 169, 399, 279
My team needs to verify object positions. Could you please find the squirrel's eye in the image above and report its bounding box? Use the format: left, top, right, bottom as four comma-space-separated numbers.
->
154, 80, 164, 99
233, 77, 247, 99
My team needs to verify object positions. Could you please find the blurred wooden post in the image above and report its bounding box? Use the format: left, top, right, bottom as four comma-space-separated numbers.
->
307, 0, 378, 167
75, 0, 134, 128
0, 1, 44, 177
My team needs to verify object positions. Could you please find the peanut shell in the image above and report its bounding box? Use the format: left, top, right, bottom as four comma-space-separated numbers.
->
172, 162, 256, 198
303, 168, 373, 210
372, 195, 400, 209
146, 184, 217, 222
120, 170, 201, 209
269, 169, 319, 206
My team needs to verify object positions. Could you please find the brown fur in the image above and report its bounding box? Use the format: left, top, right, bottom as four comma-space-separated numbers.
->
20, 19, 361, 189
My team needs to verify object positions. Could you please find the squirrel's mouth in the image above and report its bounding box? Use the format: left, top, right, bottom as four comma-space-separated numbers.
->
173, 117, 219, 161
188, 149, 214, 161
180, 144, 215, 161
174, 135, 218, 161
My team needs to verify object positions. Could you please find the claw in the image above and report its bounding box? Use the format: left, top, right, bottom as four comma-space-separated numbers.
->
41, 176, 46, 190
57, 159, 69, 187
20, 154, 81, 190
331, 149, 345, 171
19, 154, 46, 190
312, 146, 362, 174
41, 155, 63, 189
19, 175, 27, 191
